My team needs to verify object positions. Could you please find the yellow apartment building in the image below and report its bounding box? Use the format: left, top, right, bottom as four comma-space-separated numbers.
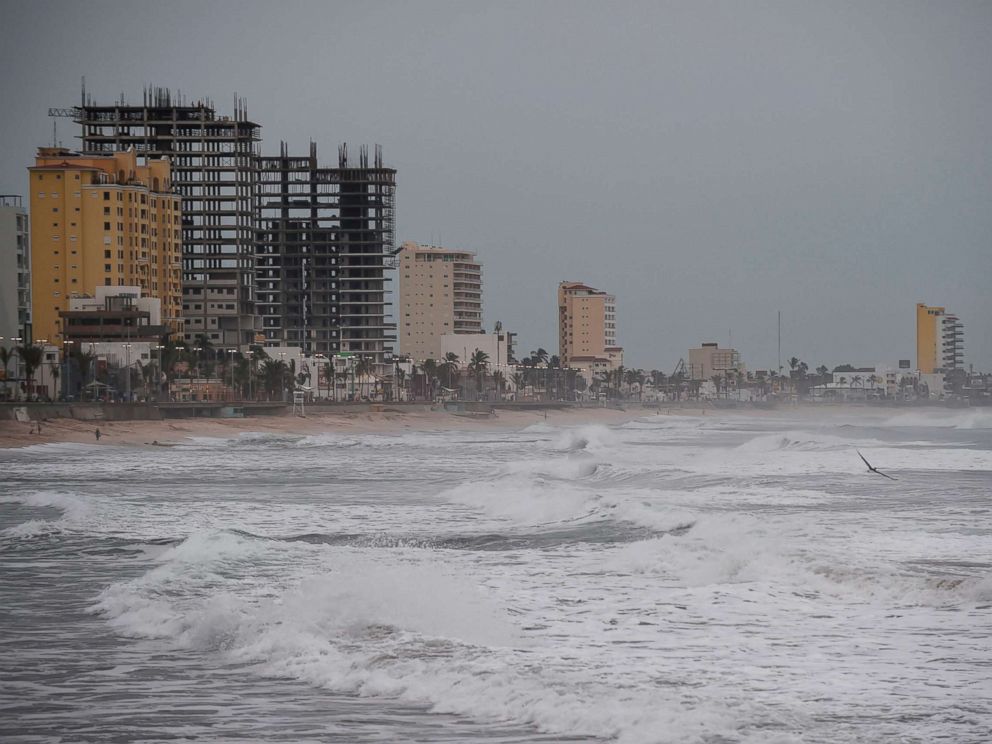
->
558, 281, 621, 369
916, 302, 964, 374
916, 303, 945, 374
28, 147, 181, 344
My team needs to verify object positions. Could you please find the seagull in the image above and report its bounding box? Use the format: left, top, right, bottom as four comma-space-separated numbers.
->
857, 450, 897, 481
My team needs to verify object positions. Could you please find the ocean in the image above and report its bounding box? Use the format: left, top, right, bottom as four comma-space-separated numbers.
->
1, 408, 990, 743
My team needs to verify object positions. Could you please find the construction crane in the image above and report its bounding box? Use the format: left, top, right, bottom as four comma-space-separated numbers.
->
46, 107, 80, 148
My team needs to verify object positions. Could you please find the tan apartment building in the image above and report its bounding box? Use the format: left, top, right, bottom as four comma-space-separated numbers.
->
558, 281, 621, 369
28, 147, 182, 344
688, 342, 742, 381
398, 241, 482, 361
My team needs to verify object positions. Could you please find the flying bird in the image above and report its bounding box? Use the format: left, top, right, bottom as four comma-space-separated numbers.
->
857, 450, 897, 481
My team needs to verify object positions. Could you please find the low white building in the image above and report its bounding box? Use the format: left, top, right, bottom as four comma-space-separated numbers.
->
440, 331, 515, 372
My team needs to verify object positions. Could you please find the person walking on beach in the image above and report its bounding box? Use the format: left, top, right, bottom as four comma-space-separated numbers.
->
94, 427, 101, 441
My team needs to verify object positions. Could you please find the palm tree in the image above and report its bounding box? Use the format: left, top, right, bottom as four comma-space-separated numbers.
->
711, 374, 723, 399
687, 379, 701, 400
335, 368, 349, 401
355, 356, 374, 399
320, 362, 332, 400
612, 365, 625, 400
73, 347, 96, 396
492, 370, 506, 401
624, 368, 639, 399
468, 348, 490, 400
234, 356, 253, 399
0, 346, 13, 399
549, 355, 566, 399
140, 361, 155, 400
511, 371, 525, 398
867, 374, 880, 397
158, 339, 187, 398
49, 362, 60, 401
194, 333, 215, 361
650, 370, 667, 400
440, 352, 460, 392
17, 343, 43, 398
422, 358, 439, 401
261, 359, 287, 400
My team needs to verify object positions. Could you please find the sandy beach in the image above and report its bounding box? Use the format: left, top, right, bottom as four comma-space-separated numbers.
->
0, 405, 650, 449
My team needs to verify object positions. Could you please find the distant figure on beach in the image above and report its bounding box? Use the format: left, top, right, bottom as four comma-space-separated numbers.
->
94, 428, 101, 441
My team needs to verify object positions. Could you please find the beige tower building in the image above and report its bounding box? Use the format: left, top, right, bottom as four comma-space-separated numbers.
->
398, 241, 482, 361
558, 281, 622, 370
28, 147, 182, 344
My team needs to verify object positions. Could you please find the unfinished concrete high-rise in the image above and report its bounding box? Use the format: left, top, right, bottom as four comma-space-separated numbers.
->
71, 87, 261, 349
256, 142, 397, 365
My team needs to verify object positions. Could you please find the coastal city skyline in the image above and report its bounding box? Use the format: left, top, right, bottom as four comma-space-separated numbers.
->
2, 6, 991, 744
1, 1, 989, 371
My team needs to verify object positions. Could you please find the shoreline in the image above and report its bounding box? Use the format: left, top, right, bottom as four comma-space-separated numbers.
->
0, 401, 982, 450
0, 405, 646, 449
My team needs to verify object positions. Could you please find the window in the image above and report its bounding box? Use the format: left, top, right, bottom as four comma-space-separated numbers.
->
104, 222, 111, 230
104, 192, 110, 201
105, 264, 112, 272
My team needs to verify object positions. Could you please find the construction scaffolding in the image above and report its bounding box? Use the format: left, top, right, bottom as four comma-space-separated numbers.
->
256, 142, 396, 366
72, 86, 262, 349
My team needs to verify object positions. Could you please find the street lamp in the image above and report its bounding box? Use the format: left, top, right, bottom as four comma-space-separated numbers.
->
62, 340, 74, 401
278, 351, 287, 402
122, 343, 132, 402
227, 349, 237, 400
313, 353, 326, 399
11, 337, 23, 400
151, 343, 164, 401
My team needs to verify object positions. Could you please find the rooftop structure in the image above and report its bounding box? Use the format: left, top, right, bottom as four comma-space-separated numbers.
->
59, 286, 169, 343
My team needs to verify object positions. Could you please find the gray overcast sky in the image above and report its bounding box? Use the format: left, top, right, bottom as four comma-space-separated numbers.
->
2, 0, 990, 370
